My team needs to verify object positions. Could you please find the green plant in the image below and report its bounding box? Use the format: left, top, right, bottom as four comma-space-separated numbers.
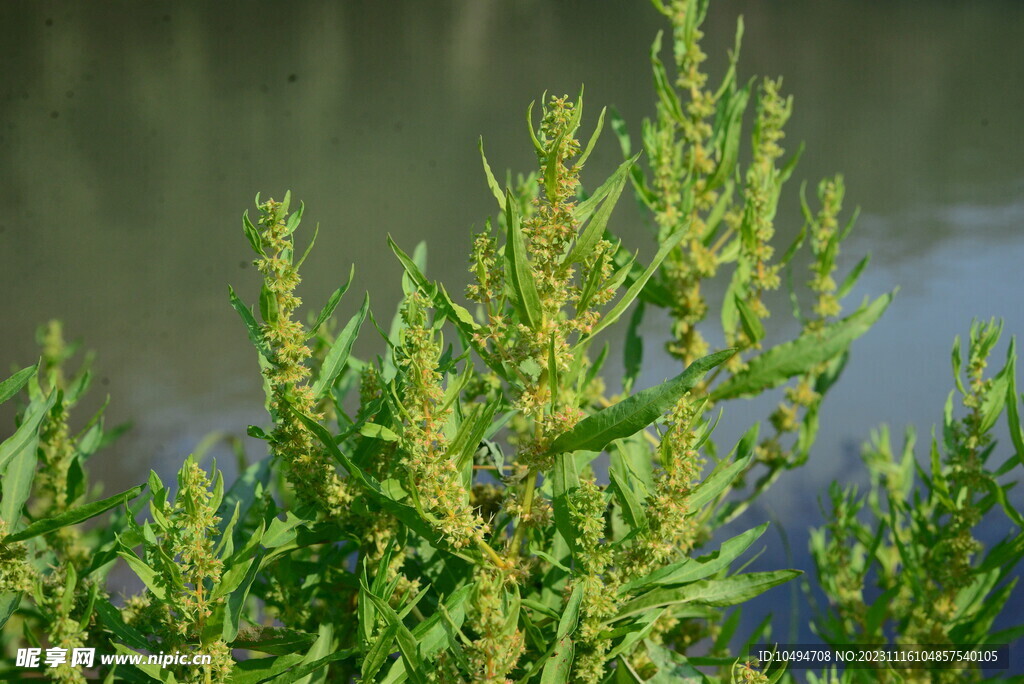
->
0, 1, 1019, 683
808, 321, 1024, 684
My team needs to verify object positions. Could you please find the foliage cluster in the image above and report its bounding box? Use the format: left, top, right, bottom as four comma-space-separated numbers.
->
1, 1, 1020, 682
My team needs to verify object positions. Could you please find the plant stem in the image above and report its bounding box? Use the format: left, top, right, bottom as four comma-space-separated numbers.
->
509, 470, 537, 558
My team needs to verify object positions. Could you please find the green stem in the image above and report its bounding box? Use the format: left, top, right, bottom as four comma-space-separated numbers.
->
510, 470, 538, 558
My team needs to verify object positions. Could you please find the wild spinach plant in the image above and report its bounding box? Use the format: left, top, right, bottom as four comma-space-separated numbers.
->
0, 1, 1020, 683
807, 321, 1024, 684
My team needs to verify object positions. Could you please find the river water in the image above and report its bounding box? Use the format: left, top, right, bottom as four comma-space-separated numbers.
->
2, 0, 1022, 674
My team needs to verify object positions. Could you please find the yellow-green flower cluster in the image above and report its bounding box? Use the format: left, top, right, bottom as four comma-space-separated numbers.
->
652, 0, 723, 365
466, 568, 525, 684
0, 522, 33, 595
255, 196, 350, 519
468, 95, 608, 461
38, 568, 88, 684
619, 394, 703, 579
163, 457, 232, 684
569, 478, 618, 684
168, 458, 224, 636
398, 292, 488, 550
33, 321, 87, 562
807, 176, 846, 322
739, 78, 792, 321
732, 659, 770, 684
905, 322, 997, 650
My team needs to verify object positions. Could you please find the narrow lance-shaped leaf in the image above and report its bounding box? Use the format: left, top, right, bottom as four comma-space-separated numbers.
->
540, 636, 574, 684
576, 105, 606, 169
734, 294, 765, 345
361, 584, 429, 684
650, 31, 685, 123
615, 570, 801, 620
312, 293, 369, 398
307, 265, 355, 338
712, 291, 893, 400
1, 391, 57, 527
545, 349, 734, 456
228, 285, 275, 362
609, 464, 647, 533
479, 137, 505, 210
242, 211, 265, 257
584, 229, 686, 341
566, 155, 636, 266
505, 190, 543, 330
836, 253, 871, 299
706, 81, 751, 191
1005, 339, 1024, 467
620, 523, 770, 594
0, 390, 55, 475
4, 485, 144, 543
0, 364, 36, 406
623, 300, 644, 392
259, 281, 279, 326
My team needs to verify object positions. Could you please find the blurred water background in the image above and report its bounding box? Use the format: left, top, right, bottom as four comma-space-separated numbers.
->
2, 0, 1022, 675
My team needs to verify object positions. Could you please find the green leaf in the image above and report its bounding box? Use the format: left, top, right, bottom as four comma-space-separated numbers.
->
259, 281, 279, 326
687, 440, 755, 511
0, 364, 36, 405
620, 523, 769, 594
5, 485, 144, 543
584, 229, 686, 341
222, 551, 264, 642
557, 584, 584, 640
312, 293, 369, 398
0, 592, 20, 632
551, 453, 581, 558
545, 349, 733, 456
117, 549, 169, 601
307, 266, 355, 338
623, 301, 645, 392
479, 137, 505, 209
262, 650, 356, 684
526, 100, 545, 156
230, 627, 316, 656
359, 422, 399, 442
95, 599, 152, 650
980, 363, 1011, 434
706, 82, 751, 191
505, 191, 543, 330
576, 105, 606, 169
362, 586, 428, 684
650, 32, 684, 123
291, 407, 475, 562
567, 156, 635, 265
734, 294, 765, 345
228, 285, 275, 362
712, 292, 893, 400
285, 198, 305, 235
242, 211, 265, 257
616, 571, 800, 619
0, 390, 54, 476
643, 640, 709, 683
539, 636, 574, 684
296, 222, 320, 270
230, 655, 307, 684
1, 392, 56, 528
1005, 340, 1024, 467
609, 464, 647, 533
836, 253, 871, 299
